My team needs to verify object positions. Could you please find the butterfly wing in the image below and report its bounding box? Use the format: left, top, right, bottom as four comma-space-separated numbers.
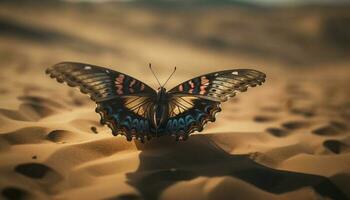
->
96, 96, 154, 141
159, 96, 221, 140
168, 69, 266, 102
46, 62, 156, 102
46, 62, 156, 141
163, 69, 266, 139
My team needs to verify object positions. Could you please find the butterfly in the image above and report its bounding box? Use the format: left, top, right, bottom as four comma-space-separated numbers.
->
46, 62, 266, 142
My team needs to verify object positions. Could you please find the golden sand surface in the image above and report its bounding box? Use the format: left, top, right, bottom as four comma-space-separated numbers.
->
0, 1, 349, 200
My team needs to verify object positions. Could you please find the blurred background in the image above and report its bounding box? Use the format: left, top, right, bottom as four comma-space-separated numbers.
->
1, 0, 349, 131
0, 0, 349, 80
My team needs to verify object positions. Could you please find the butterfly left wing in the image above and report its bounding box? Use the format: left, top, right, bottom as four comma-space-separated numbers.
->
162, 69, 266, 139
46, 62, 157, 141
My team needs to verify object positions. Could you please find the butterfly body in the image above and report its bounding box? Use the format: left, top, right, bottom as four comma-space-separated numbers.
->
152, 87, 169, 130
46, 62, 266, 142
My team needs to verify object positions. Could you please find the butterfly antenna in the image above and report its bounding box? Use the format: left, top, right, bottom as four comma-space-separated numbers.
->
162, 66, 176, 87
149, 63, 161, 87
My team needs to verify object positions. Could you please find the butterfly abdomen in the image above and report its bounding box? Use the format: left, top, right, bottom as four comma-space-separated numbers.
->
150, 102, 169, 130
149, 88, 170, 132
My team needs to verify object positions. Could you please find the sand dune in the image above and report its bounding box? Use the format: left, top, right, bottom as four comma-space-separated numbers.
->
0, 1, 349, 200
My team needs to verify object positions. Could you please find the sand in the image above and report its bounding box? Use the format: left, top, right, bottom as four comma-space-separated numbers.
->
0, 1, 349, 200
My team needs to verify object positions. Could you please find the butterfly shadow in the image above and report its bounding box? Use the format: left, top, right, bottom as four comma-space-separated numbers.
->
122, 134, 346, 200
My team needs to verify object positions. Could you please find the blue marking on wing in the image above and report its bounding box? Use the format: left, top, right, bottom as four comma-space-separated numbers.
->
132, 119, 139, 130
178, 118, 185, 129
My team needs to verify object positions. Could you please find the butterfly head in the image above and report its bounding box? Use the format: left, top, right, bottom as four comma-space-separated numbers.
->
157, 87, 166, 92
156, 87, 167, 102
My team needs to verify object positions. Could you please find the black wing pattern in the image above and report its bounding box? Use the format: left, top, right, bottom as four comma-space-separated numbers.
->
163, 69, 266, 139
46, 62, 156, 141
168, 69, 266, 102
158, 97, 221, 140
96, 97, 154, 141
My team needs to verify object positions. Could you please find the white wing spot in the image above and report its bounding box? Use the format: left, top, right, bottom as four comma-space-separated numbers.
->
106, 70, 110, 73
232, 71, 239, 75
84, 66, 92, 70
215, 73, 219, 76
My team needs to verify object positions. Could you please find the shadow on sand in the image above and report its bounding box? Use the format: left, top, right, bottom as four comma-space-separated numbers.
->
123, 134, 347, 200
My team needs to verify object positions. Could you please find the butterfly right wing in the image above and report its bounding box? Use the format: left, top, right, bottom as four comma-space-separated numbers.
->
46, 62, 156, 102
46, 62, 157, 141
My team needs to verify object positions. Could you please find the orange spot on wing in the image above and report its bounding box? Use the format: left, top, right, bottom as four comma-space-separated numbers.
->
130, 79, 136, 87
189, 80, 195, 88
201, 76, 209, 84
200, 86, 207, 94
116, 85, 123, 94
116, 74, 125, 84
179, 85, 183, 91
